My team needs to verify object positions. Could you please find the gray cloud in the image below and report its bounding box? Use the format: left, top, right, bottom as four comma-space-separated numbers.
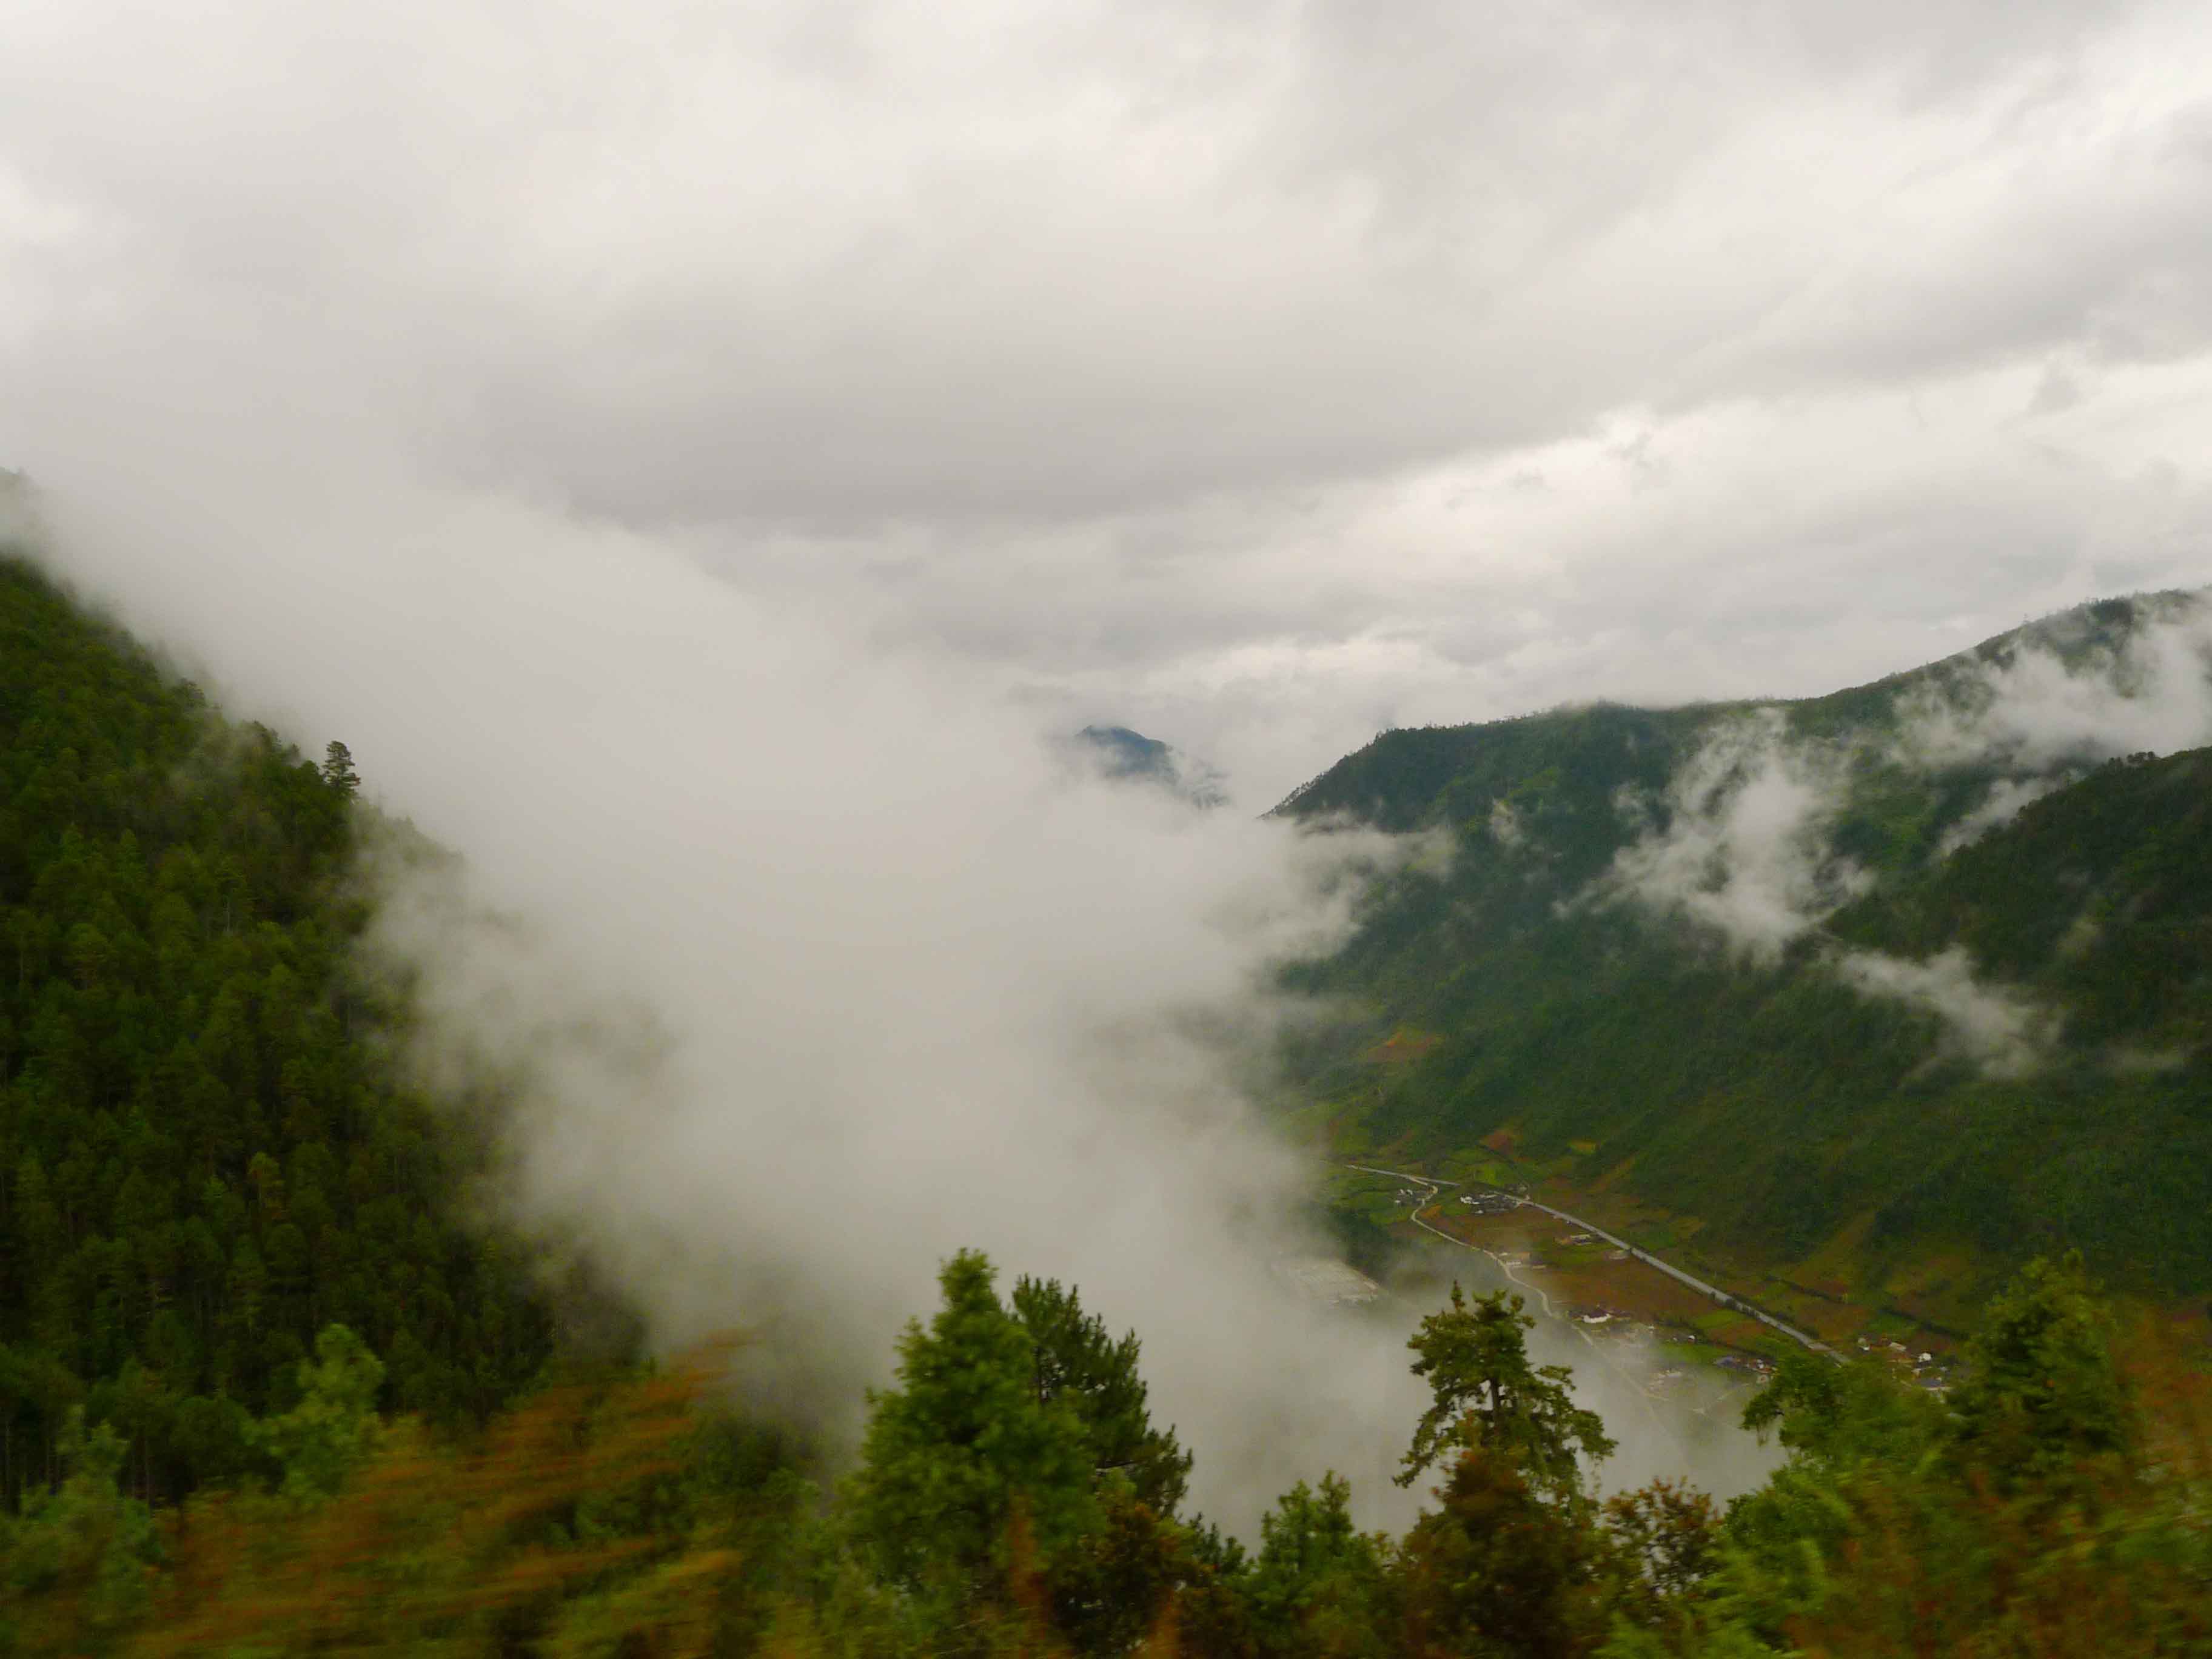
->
1938, 776, 2062, 854
22, 457, 1449, 1533
1834, 945, 2057, 1078
1898, 592, 2212, 771
1600, 714, 2060, 1070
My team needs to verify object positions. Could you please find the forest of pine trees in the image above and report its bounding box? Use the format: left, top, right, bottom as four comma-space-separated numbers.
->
0, 555, 554, 1508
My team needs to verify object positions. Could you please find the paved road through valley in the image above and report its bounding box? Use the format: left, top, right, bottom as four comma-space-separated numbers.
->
1342, 1162, 1836, 1362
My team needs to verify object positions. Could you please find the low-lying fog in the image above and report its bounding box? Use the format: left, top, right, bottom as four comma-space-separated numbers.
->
1382, 1240, 1788, 1505
9, 452, 1785, 1535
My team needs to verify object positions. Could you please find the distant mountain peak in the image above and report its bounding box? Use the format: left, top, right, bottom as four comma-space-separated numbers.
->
1068, 723, 1228, 808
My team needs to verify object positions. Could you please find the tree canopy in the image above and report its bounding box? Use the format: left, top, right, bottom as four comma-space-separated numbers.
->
1398, 1284, 1615, 1503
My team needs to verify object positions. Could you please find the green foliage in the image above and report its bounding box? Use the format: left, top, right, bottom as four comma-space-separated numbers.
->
0, 552, 554, 1512
1664, 1255, 2212, 1657
0, 1250, 2199, 1657
1399, 1284, 1615, 1504
318, 742, 359, 800
132, 1356, 771, 1659
1011, 1274, 1191, 1517
250, 1324, 384, 1500
1738, 1348, 1937, 1470
1597, 1480, 1720, 1638
1245, 1473, 1391, 1659
1944, 1252, 2131, 1483
1044, 1483, 1201, 1658
845, 1251, 1099, 1597
0, 1410, 159, 1650
1396, 1447, 1609, 1659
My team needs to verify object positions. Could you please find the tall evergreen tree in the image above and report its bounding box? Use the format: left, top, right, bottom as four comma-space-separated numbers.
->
1396, 1284, 1614, 1504
1011, 1273, 1191, 1516
318, 742, 359, 802
846, 1251, 1098, 1596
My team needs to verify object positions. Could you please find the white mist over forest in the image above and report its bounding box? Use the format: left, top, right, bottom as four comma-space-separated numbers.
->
25, 453, 1807, 1530
20, 465, 1402, 1529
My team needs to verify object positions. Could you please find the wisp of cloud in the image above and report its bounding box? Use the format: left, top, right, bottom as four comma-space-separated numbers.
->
1601, 598, 2212, 1074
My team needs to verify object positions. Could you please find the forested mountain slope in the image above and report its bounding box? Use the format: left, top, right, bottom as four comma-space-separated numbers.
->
0, 554, 553, 1504
1276, 592, 2212, 1316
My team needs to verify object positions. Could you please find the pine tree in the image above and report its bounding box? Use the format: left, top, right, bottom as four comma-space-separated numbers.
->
318, 742, 358, 800
846, 1251, 1098, 1595
1397, 1284, 1615, 1504
1011, 1273, 1191, 1515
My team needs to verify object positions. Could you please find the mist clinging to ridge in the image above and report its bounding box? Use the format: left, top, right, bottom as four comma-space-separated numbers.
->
1599, 598, 2212, 1074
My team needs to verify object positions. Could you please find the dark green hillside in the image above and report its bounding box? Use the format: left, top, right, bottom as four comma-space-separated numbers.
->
1279, 702, 1718, 843
0, 554, 552, 1506
1276, 589, 2204, 868
1276, 592, 2212, 1315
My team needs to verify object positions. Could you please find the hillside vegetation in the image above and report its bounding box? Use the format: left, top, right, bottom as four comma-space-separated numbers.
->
7, 1244, 2206, 1658
1275, 592, 2212, 1318
0, 554, 554, 1507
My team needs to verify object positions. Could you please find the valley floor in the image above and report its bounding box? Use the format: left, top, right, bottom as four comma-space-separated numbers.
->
1333, 1159, 1968, 1393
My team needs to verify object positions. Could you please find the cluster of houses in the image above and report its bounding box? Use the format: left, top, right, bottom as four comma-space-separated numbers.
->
1715, 1353, 1778, 1378
1565, 1302, 1632, 1329
1856, 1334, 1952, 1392
1564, 1305, 1670, 1347
1458, 1190, 1524, 1216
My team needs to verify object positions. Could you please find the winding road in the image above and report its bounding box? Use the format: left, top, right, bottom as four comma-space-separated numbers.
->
1342, 1162, 1835, 1363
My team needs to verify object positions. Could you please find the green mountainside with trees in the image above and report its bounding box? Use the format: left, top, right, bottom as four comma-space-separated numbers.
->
1273, 592, 2212, 1319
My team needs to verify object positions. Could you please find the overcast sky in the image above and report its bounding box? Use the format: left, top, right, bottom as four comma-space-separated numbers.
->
4, 0, 2211, 803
